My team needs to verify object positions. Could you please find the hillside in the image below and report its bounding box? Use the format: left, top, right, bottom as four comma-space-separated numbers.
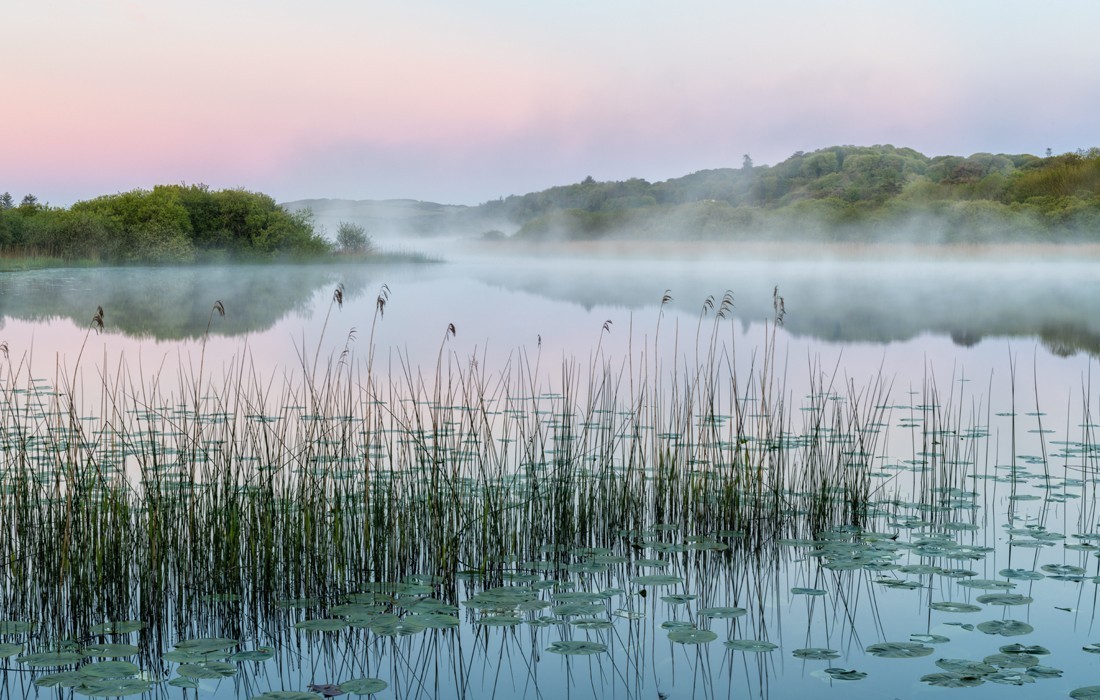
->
500, 145, 1100, 243
281, 145, 1100, 244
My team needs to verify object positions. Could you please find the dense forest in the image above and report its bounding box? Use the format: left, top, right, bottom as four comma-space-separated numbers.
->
0, 185, 332, 263
488, 145, 1100, 242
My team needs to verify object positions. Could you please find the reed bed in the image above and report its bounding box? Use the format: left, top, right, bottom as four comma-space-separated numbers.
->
0, 288, 1009, 660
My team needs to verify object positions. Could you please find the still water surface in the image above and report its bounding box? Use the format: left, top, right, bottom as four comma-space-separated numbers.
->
2, 247, 1100, 699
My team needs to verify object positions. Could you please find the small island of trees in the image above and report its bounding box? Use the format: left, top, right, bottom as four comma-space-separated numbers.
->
0, 184, 342, 265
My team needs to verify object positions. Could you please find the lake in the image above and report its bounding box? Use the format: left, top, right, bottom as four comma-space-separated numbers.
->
2, 244, 1100, 699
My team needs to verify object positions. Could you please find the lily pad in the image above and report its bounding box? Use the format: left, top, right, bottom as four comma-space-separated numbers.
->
174, 637, 238, 653
231, 648, 276, 662
294, 619, 348, 633
792, 647, 840, 660
82, 644, 139, 659
0, 620, 33, 634
930, 601, 982, 613
723, 639, 778, 652
920, 672, 985, 688
698, 606, 747, 619
88, 621, 145, 635
17, 651, 84, 667
999, 568, 1043, 580
0, 642, 23, 658
79, 661, 140, 679
976, 594, 1033, 606
546, 641, 608, 655
177, 662, 238, 679
34, 671, 87, 688
630, 575, 683, 586
823, 667, 867, 681
1070, 686, 1100, 699
668, 629, 717, 644
74, 679, 153, 697
865, 642, 933, 658
977, 620, 1033, 636
340, 677, 389, 694
791, 587, 827, 596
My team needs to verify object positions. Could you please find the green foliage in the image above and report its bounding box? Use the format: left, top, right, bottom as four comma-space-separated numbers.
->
504, 144, 1100, 244
335, 221, 372, 254
1, 185, 332, 264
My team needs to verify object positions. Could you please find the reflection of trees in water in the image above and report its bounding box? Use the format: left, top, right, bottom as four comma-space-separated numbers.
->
4, 259, 1100, 355
0, 264, 380, 340
469, 258, 1100, 356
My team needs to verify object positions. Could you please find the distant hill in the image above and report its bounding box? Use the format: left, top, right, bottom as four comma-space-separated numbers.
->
280, 197, 508, 240
284, 145, 1100, 244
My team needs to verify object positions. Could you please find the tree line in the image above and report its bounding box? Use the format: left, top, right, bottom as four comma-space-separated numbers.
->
493, 145, 1100, 242
0, 185, 338, 263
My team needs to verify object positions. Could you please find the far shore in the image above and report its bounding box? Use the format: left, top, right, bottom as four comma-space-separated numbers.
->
465, 239, 1100, 262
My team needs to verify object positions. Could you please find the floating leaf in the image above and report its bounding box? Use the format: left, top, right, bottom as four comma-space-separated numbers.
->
0, 620, 33, 634
82, 644, 139, 659
294, 619, 348, 633
985, 670, 1034, 685
824, 668, 866, 681
930, 601, 981, 613
476, 616, 522, 627
865, 642, 933, 658
79, 661, 140, 679
723, 639, 777, 652
34, 671, 87, 688
88, 621, 145, 635
999, 643, 1049, 656
935, 658, 997, 674
340, 677, 389, 694
999, 569, 1043, 580
920, 672, 985, 688
792, 648, 840, 660
251, 693, 324, 700
231, 648, 275, 662
791, 588, 827, 596
177, 662, 238, 679
983, 653, 1039, 669
1041, 564, 1085, 576
630, 575, 683, 586
977, 620, 1033, 636
976, 594, 1033, 606
910, 634, 950, 644
668, 629, 717, 644
74, 679, 153, 697
168, 678, 199, 689
1072, 688, 1100, 700
546, 641, 608, 655
17, 651, 84, 667
698, 606, 746, 619
0, 642, 23, 658
174, 638, 238, 654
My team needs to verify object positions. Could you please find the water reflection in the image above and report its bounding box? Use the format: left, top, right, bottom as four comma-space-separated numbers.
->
2, 251, 1098, 354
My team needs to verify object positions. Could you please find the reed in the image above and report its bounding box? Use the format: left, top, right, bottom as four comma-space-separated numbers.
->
0, 288, 1032, 679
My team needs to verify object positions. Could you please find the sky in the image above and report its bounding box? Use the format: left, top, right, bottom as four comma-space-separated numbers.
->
3, 0, 1099, 207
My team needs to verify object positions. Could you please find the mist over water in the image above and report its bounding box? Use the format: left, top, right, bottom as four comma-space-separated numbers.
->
3, 242, 1100, 700
3, 244, 1098, 356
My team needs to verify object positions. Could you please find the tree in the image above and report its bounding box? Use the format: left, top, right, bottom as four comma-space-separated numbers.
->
335, 221, 371, 254
19, 194, 40, 214
742, 154, 754, 170
0, 192, 13, 209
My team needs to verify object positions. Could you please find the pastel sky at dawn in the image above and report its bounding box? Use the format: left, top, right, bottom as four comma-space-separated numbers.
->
4, 0, 1099, 206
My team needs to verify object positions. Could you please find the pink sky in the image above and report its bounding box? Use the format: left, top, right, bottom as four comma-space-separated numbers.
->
3, 0, 1098, 206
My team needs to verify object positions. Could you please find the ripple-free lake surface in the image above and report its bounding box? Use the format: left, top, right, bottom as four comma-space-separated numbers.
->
1, 246, 1099, 699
